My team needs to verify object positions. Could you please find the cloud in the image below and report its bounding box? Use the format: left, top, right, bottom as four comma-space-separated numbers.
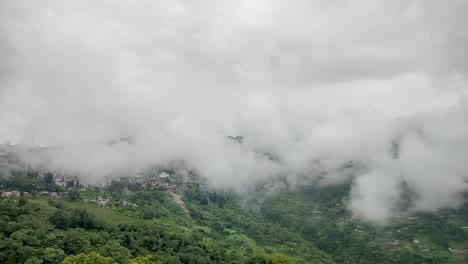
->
1, 0, 468, 222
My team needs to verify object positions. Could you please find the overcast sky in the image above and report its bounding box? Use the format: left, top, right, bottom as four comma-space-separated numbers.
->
1, 0, 468, 222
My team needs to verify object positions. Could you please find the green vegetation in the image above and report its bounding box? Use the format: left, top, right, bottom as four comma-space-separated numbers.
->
260, 185, 468, 263
0, 170, 468, 263
62, 252, 114, 264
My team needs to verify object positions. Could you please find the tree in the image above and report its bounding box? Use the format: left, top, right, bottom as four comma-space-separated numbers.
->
49, 209, 71, 229
68, 188, 80, 201
62, 230, 92, 255
265, 254, 293, 264
44, 173, 54, 184
62, 252, 114, 264
18, 194, 28, 207
97, 240, 130, 263
69, 208, 99, 230
24, 256, 43, 264
128, 255, 159, 264
43, 247, 66, 264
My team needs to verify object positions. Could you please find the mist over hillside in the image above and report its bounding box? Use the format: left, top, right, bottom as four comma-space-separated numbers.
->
1, 0, 468, 223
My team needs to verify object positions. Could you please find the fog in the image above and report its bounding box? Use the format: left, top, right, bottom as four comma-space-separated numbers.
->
1, 0, 468, 222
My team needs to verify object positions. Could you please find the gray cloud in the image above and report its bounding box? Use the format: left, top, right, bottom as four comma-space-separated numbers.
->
1, 0, 468, 222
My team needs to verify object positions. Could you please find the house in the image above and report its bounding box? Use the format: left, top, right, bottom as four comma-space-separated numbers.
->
1, 191, 21, 198
96, 196, 110, 207
1, 192, 12, 197
49, 192, 60, 198
448, 248, 465, 254
159, 172, 170, 179
386, 240, 401, 246
55, 178, 67, 187
98, 200, 109, 207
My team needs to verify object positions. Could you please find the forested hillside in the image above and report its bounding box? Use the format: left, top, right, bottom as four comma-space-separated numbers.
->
1, 168, 468, 263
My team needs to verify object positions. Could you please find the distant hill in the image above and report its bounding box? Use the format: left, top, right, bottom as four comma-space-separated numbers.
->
0, 158, 468, 263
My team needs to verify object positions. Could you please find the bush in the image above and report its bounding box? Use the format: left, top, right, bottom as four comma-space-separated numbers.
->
62, 252, 113, 264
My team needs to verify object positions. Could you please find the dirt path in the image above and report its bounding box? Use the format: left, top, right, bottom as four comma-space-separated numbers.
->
168, 191, 190, 216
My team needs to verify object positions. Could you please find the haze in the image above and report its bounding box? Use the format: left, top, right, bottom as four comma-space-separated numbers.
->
1, 0, 468, 223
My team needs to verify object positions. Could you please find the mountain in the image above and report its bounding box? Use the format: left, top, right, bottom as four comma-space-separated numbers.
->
0, 159, 467, 263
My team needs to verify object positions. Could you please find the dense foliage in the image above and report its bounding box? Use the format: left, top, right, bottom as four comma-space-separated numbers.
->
0, 170, 468, 263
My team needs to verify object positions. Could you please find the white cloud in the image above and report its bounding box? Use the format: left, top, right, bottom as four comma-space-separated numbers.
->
1, 0, 468, 222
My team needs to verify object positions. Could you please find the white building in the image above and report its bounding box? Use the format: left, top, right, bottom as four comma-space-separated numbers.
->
159, 172, 170, 179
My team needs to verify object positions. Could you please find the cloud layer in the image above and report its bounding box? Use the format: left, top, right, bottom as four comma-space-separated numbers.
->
1, 0, 468, 222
